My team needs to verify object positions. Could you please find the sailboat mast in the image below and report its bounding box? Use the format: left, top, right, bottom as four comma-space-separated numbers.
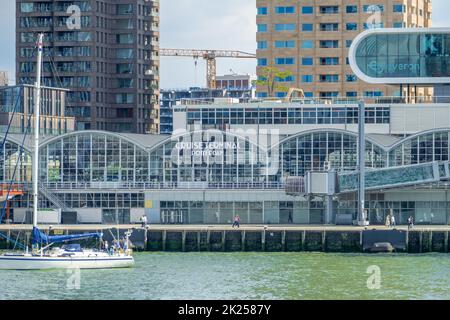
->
33, 33, 44, 228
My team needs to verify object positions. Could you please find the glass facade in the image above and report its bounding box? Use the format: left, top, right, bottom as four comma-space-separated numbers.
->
4, 129, 450, 187
185, 106, 390, 126
354, 31, 450, 79
2, 128, 450, 225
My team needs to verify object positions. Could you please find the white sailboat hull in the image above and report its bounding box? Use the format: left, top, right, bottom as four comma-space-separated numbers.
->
0, 254, 134, 270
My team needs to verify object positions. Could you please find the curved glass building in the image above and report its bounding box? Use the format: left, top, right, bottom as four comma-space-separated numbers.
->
349, 28, 450, 84
2, 106, 450, 226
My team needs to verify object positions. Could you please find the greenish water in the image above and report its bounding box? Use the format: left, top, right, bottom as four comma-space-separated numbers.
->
0, 252, 449, 300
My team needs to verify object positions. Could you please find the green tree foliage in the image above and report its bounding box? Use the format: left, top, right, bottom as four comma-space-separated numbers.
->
254, 67, 293, 97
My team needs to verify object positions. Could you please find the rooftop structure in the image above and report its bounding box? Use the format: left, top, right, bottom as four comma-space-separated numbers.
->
160, 75, 255, 134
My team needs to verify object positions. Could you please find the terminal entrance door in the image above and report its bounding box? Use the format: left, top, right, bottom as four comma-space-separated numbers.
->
102, 209, 130, 224
161, 209, 186, 224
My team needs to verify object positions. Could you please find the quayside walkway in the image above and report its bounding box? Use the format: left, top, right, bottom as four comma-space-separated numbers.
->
1, 224, 449, 254
0, 224, 449, 232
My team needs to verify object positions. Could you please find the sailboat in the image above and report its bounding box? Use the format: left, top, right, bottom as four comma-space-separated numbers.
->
0, 34, 134, 270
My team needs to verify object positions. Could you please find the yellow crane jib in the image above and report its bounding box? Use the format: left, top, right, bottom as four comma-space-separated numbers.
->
159, 48, 256, 89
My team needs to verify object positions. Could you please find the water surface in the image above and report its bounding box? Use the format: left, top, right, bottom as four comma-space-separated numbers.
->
1, 252, 448, 300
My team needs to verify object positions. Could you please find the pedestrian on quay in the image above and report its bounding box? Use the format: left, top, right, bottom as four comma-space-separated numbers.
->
104, 240, 109, 253
385, 213, 391, 228
407, 216, 414, 230
232, 215, 241, 229
391, 214, 396, 228
140, 214, 148, 228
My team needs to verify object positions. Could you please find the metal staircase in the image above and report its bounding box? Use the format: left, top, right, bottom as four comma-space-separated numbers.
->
38, 183, 69, 211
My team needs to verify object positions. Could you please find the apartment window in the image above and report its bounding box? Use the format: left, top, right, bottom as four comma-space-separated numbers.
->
117, 34, 134, 44
301, 40, 313, 49
116, 63, 133, 74
257, 92, 268, 98
302, 75, 313, 83
276, 75, 295, 82
275, 24, 296, 31
20, 3, 34, 13
363, 5, 384, 13
364, 91, 384, 97
275, 6, 295, 14
346, 92, 358, 97
302, 6, 314, 14
319, 75, 339, 82
302, 57, 313, 66
319, 40, 339, 48
257, 41, 268, 49
257, 7, 268, 15
304, 92, 313, 98
117, 4, 133, 15
320, 23, 339, 31
116, 48, 134, 59
346, 5, 358, 13
320, 6, 339, 14
257, 58, 268, 66
320, 92, 339, 98
345, 40, 353, 48
346, 75, 358, 82
257, 24, 267, 32
275, 40, 295, 48
393, 4, 406, 13
275, 57, 295, 65
320, 57, 339, 65
393, 22, 405, 28
346, 23, 358, 31
302, 24, 314, 32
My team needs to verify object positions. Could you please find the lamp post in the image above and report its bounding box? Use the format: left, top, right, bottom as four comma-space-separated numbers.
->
357, 99, 369, 226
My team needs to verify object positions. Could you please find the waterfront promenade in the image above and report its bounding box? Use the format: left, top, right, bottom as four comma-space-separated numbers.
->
1, 224, 449, 231
1, 224, 449, 253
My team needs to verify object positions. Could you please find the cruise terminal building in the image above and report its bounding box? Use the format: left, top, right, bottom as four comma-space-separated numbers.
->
3, 29, 450, 226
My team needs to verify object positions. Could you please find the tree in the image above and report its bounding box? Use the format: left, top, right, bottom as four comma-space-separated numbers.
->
254, 67, 294, 97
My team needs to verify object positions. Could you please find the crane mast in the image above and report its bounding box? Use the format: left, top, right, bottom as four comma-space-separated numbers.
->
159, 48, 256, 89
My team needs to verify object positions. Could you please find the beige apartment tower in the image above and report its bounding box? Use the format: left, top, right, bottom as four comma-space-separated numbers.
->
256, 0, 432, 99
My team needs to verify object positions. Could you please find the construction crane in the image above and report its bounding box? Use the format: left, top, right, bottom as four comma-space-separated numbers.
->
159, 48, 256, 89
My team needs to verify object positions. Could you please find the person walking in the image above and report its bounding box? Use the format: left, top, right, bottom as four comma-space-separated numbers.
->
232, 215, 241, 229
104, 240, 109, 253
288, 212, 293, 224
391, 214, 396, 228
407, 216, 414, 230
385, 213, 391, 228
140, 214, 148, 228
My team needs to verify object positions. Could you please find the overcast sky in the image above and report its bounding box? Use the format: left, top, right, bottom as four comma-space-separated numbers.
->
0, 0, 448, 88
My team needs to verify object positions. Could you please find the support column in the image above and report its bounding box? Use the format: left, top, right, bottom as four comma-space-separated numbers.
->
357, 100, 368, 226
326, 195, 333, 224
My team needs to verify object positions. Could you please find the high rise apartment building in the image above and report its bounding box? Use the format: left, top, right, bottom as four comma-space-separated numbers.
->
256, 0, 432, 99
16, 0, 160, 134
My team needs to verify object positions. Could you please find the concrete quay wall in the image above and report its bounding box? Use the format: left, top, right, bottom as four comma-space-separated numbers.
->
1, 225, 449, 253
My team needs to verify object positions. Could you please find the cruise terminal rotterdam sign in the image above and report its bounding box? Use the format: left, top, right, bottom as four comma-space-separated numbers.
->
349, 28, 450, 84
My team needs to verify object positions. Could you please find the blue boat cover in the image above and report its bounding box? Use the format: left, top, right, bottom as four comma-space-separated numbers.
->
32, 227, 103, 245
